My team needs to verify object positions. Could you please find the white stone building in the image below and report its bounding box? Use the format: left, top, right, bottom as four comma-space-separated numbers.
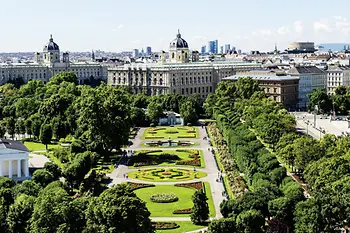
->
0, 139, 30, 179
107, 30, 262, 98
326, 65, 350, 94
0, 35, 107, 85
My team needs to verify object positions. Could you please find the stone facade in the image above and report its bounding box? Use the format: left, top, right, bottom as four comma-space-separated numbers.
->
0, 35, 107, 85
223, 72, 299, 109
107, 30, 261, 98
326, 65, 350, 94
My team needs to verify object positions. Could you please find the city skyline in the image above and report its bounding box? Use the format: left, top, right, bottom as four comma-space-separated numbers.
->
1, 0, 350, 53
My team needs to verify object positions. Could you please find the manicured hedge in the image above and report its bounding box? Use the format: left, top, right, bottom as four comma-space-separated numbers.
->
152, 222, 179, 230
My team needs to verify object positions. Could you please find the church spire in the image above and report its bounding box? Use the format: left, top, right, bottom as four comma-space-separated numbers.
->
50, 34, 53, 42
274, 43, 278, 55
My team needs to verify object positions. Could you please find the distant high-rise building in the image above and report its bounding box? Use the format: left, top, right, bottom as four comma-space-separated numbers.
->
232, 46, 236, 52
225, 44, 231, 53
201, 45, 206, 55
132, 49, 139, 58
208, 40, 218, 54
237, 49, 242, 54
146, 46, 152, 55
220, 46, 224, 54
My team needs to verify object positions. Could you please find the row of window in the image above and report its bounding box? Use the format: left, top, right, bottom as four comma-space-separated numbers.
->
180, 86, 213, 95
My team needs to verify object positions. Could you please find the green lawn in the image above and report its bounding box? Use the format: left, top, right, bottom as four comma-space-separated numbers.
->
143, 127, 199, 140
134, 183, 215, 217
129, 150, 206, 168
141, 142, 200, 148
128, 168, 207, 182
156, 222, 207, 233
24, 141, 60, 152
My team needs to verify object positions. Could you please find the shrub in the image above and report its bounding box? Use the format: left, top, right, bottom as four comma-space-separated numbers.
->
176, 159, 200, 166
165, 129, 179, 134
150, 193, 179, 203
145, 136, 164, 139
127, 182, 155, 190
173, 208, 193, 214
175, 182, 203, 190
178, 135, 196, 138
152, 222, 179, 230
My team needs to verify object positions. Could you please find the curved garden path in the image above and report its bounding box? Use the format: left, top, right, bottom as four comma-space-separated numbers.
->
107, 126, 226, 221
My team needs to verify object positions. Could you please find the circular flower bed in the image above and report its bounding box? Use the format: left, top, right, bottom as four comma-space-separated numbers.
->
150, 193, 179, 203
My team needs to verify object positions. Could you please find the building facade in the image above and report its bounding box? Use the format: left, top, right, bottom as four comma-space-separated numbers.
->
223, 71, 299, 109
0, 139, 30, 180
0, 35, 107, 85
288, 66, 326, 109
326, 65, 350, 94
208, 40, 218, 54
107, 30, 261, 98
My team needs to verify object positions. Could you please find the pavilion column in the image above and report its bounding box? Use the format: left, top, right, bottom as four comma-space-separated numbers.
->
0, 161, 3, 176
9, 160, 13, 178
17, 159, 21, 178
25, 159, 29, 177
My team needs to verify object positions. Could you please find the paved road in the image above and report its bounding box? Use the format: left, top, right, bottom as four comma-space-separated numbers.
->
107, 126, 225, 220
29, 153, 50, 168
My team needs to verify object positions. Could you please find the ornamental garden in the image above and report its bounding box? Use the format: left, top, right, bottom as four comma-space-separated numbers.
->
126, 126, 214, 232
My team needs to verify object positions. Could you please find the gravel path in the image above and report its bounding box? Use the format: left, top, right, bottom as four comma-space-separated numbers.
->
107, 126, 226, 221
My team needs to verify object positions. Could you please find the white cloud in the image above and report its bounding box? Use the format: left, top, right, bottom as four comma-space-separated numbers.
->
294, 21, 303, 34
259, 29, 273, 37
313, 20, 332, 33
277, 26, 291, 35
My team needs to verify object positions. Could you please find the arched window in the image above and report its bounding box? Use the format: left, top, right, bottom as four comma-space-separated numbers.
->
206, 77, 208, 83
198, 77, 200, 83
130, 78, 133, 84
140, 78, 143, 85
135, 78, 138, 85
123, 77, 126, 84
185, 77, 188, 85
189, 77, 192, 84
172, 53, 175, 59
172, 78, 176, 86
159, 78, 163, 85
118, 77, 121, 84
190, 88, 193, 94
210, 77, 212, 82
153, 78, 157, 85
113, 77, 116, 84
181, 78, 184, 85
202, 77, 205, 83
185, 53, 188, 59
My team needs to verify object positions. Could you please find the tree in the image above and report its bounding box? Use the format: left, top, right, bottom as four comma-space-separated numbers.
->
180, 100, 198, 125
13, 180, 42, 198
32, 169, 55, 187
48, 72, 78, 86
39, 124, 52, 150
15, 118, 26, 138
5, 117, 16, 139
0, 121, 6, 138
29, 114, 42, 140
208, 217, 236, 233
29, 184, 86, 233
147, 101, 163, 125
294, 198, 322, 233
6, 194, 35, 233
190, 190, 209, 224
85, 184, 154, 233
51, 117, 68, 140
25, 118, 33, 137
236, 210, 265, 233
130, 107, 147, 127
44, 162, 61, 180
307, 88, 332, 113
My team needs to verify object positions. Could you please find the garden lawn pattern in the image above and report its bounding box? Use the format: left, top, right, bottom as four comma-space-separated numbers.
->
134, 183, 215, 217
155, 221, 207, 233
129, 149, 205, 168
128, 168, 207, 182
143, 126, 199, 140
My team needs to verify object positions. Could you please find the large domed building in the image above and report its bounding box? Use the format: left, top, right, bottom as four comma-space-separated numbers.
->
42, 35, 60, 63
169, 30, 190, 63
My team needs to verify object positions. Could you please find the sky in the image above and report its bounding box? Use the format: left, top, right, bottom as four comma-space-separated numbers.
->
1, 0, 350, 53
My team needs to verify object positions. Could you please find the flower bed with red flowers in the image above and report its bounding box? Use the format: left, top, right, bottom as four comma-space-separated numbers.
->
162, 172, 172, 175
176, 158, 200, 166
175, 181, 203, 190
173, 208, 193, 214
127, 182, 155, 190
152, 222, 179, 230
